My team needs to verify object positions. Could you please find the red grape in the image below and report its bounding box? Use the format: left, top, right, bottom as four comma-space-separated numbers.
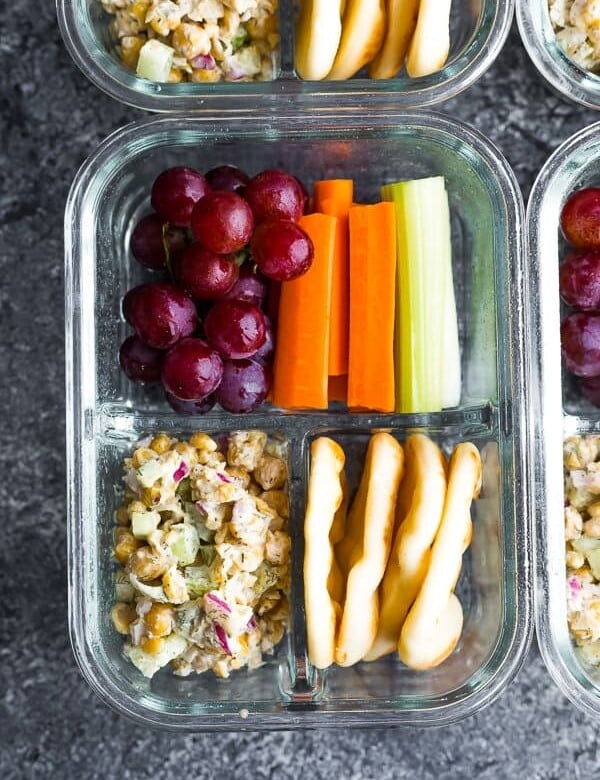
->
561, 187, 600, 250
205, 165, 250, 193
151, 167, 210, 227
204, 300, 266, 359
559, 251, 600, 310
215, 359, 269, 413
119, 335, 163, 383
161, 338, 223, 401
122, 285, 142, 324
250, 219, 314, 281
222, 263, 268, 306
165, 391, 216, 414
191, 191, 254, 254
174, 244, 239, 300
128, 282, 198, 350
253, 315, 274, 365
130, 213, 187, 269
561, 312, 600, 377
244, 170, 305, 223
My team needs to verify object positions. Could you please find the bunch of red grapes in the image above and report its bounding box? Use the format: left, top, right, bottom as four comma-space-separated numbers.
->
560, 187, 600, 406
119, 164, 313, 414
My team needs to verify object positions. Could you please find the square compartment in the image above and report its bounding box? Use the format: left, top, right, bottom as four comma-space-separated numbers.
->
65, 112, 531, 729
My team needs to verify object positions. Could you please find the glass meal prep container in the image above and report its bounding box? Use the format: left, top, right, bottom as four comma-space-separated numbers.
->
516, 0, 600, 108
56, 0, 513, 111
65, 111, 531, 730
529, 121, 600, 719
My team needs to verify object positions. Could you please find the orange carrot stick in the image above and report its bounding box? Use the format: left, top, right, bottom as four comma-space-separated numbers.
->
347, 202, 396, 413
272, 213, 337, 410
313, 180, 353, 377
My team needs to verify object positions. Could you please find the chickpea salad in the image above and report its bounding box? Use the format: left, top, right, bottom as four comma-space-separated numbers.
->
549, 0, 600, 72
111, 430, 291, 679
563, 435, 600, 665
100, 0, 279, 83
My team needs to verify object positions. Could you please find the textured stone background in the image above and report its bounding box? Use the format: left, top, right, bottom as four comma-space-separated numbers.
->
2, 4, 600, 778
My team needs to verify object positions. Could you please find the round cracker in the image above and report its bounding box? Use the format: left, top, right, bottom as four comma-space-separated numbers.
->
304, 437, 346, 669
398, 441, 482, 670
365, 433, 447, 661
335, 432, 404, 666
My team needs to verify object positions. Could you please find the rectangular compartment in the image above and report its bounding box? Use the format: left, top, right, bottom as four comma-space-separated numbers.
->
528, 122, 600, 720
57, 0, 513, 111
66, 112, 531, 729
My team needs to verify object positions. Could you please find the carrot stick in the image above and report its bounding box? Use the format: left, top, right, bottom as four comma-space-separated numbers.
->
272, 213, 337, 410
347, 202, 396, 413
313, 180, 353, 377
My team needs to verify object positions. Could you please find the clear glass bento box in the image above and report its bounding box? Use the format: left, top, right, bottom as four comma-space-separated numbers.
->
65, 112, 531, 729
528, 122, 600, 719
56, 0, 513, 111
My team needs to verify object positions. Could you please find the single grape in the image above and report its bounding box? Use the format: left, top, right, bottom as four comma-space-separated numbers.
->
250, 219, 314, 281
165, 390, 216, 414
215, 359, 269, 413
150, 166, 210, 227
561, 312, 600, 377
221, 263, 268, 306
205, 165, 250, 193
559, 250, 600, 310
191, 191, 254, 254
561, 187, 600, 250
130, 213, 187, 269
119, 335, 163, 383
244, 169, 305, 223
128, 282, 198, 350
174, 244, 239, 300
204, 300, 266, 359
253, 314, 274, 365
122, 285, 142, 324
161, 338, 223, 401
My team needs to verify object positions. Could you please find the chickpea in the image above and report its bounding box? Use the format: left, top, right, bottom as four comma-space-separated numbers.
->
111, 602, 138, 635
150, 433, 172, 455
132, 447, 156, 468
145, 603, 174, 637
140, 636, 165, 655
190, 432, 217, 451
114, 530, 141, 565
584, 517, 600, 538
127, 546, 168, 581
115, 506, 130, 526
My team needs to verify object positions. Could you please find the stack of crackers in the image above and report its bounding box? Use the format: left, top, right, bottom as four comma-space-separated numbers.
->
303, 432, 482, 670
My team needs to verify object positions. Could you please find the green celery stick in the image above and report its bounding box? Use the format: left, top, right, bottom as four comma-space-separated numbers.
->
382, 176, 460, 413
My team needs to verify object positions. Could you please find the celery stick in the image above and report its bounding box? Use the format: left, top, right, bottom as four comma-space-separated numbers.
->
439, 182, 461, 408
136, 39, 174, 83
382, 176, 460, 413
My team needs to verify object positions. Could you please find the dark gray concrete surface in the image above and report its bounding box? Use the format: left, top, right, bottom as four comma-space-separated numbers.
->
1, 4, 600, 778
